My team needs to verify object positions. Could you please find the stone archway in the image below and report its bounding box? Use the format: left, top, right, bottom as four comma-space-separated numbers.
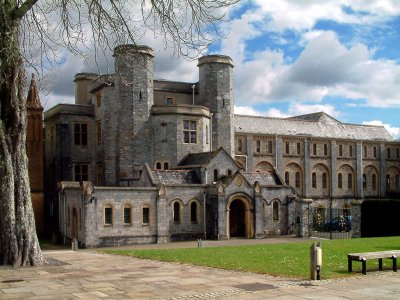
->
227, 195, 254, 239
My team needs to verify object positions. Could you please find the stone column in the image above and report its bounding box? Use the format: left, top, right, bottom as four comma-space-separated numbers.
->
304, 139, 311, 197
254, 182, 264, 239
296, 198, 313, 237
246, 135, 254, 172
380, 143, 386, 197
356, 142, 363, 198
157, 185, 170, 243
351, 199, 362, 238
330, 140, 337, 197
217, 183, 228, 240
276, 136, 284, 175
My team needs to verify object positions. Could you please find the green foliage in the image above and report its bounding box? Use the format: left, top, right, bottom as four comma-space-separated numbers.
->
102, 237, 400, 279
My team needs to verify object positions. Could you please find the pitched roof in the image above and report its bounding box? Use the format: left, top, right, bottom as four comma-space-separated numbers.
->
177, 148, 223, 168
243, 172, 282, 186
150, 170, 201, 185
235, 112, 393, 141
27, 74, 43, 109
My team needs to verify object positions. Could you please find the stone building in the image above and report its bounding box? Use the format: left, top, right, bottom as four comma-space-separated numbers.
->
26, 75, 45, 235
44, 45, 399, 247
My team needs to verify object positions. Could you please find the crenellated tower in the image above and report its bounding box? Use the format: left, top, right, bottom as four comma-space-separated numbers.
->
198, 55, 234, 156
113, 45, 154, 182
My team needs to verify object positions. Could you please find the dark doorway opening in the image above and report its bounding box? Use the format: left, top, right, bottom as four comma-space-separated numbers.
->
229, 199, 246, 237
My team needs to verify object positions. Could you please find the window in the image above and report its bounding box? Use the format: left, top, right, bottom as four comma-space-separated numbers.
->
96, 120, 102, 145
285, 172, 290, 185
349, 145, 353, 157
256, 140, 261, 153
339, 144, 343, 157
238, 139, 243, 152
104, 204, 112, 225
164, 162, 169, 170
312, 173, 317, 188
387, 148, 391, 159
96, 92, 101, 107
373, 146, 377, 158
267, 141, 273, 154
96, 162, 103, 185
313, 143, 317, 155
139, 91, 143, 100
206, 125, 209, 144
285, 142, 289, 154
74, 123, 88, 145
173, 202, 180, 224
124, 205, 131, 225
156, 162, 162, 170
74, 164, 89, 182
297, 143, 301, 155
324, 144, 328, 156
161, 123, 167, 142
363, 174, 367, 189
213, 169, 219, 182
386, 175, 391, 191
348, 173, 353, 189
273, 201, 279, 221
142, 207, 150, 225
322, 173, 327, 189
190, 202, 198, 223
295, 172, 300, 188
372, 174, 377, 190
364, 146, 367, 158
165, 96, 174, 105
228, 169, 232, 176
338, 173, 343, 189
183, 120, 196, 143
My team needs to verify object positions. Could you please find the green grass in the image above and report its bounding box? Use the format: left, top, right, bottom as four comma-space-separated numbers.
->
101, 236, 400, 279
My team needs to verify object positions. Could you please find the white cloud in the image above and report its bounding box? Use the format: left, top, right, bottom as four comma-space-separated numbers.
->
363, 120, 400, 140
234, 105, 263, 116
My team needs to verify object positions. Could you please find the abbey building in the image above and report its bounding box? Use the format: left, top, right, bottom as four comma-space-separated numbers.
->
43, 45, 400, 247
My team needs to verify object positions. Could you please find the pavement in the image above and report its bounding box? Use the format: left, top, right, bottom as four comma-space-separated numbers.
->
0, 237, 400, 299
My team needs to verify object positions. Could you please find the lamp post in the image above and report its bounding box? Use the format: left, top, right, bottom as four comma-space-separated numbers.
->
203, 190, 206, 239
192, 84, 195, 105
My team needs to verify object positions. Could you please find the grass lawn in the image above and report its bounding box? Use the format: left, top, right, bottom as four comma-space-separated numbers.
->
101, 236, 400, 279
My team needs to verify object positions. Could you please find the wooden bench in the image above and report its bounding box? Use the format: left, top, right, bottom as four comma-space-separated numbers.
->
348, 251, 400, 275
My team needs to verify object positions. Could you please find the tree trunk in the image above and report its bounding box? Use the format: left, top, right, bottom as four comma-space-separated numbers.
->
0, 2, 43, 266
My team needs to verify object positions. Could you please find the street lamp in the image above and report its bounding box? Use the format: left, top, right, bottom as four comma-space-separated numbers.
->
192, 84, 196, 105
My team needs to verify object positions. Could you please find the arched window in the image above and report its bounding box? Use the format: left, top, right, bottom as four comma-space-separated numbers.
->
312, 172, 317, 188
387, 175, 391, 191
190, 202, 198, 223
285, 172, 290, 185
338, 173, 343, 189
273, 201, 279, 221
372, 174, 377, 190
104, 204, 113, 225
213, 169, 219, 182
173, 202, 180, 224
322, 173, 327, 189
156, 162, 162, 170
164, 162, 169, 170
295, 172, 300, 188
348, 174, 353, 189
362, 174, 367, 189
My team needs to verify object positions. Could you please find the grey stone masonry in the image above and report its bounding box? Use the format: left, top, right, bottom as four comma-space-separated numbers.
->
114, 45, 154, 180
198, 55, 234, 156
356, 142, 363, 198
380, 143, 386, 196
351, 199, 362, 238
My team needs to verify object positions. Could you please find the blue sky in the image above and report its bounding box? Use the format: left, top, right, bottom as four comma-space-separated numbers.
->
41, 0, 400, 139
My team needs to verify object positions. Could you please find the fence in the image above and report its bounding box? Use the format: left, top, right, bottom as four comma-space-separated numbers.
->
309, 207, 352, 239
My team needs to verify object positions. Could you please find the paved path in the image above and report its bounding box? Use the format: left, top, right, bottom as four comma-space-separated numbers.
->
0, 246, 399, 299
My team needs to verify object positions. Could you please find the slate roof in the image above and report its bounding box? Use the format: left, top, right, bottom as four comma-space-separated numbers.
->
150, 170, 201, 185
243, 172, 282, 186
177, 148, 222, 168
234, 112, 393, 141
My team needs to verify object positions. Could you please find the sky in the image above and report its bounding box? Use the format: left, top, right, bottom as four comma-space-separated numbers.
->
38, 0, 400, 139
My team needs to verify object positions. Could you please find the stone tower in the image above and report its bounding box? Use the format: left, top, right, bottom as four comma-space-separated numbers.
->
198, 55, 234, 156
26, 74, 44, 235
113, 45, 154, 181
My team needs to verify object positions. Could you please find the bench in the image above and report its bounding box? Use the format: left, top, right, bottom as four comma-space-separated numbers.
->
348, 251, 400, 275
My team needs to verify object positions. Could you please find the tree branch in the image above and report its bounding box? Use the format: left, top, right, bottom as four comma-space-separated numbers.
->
12, 0, 39, 21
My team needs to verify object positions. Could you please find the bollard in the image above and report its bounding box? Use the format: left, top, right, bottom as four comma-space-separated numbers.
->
198, 239, 202, 248
310, 242, 322, 280
72, 239, 78, 251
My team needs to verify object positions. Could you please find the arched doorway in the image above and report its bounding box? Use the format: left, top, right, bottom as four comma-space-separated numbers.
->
227, 195, 254, 239
229, 200, 246, 237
